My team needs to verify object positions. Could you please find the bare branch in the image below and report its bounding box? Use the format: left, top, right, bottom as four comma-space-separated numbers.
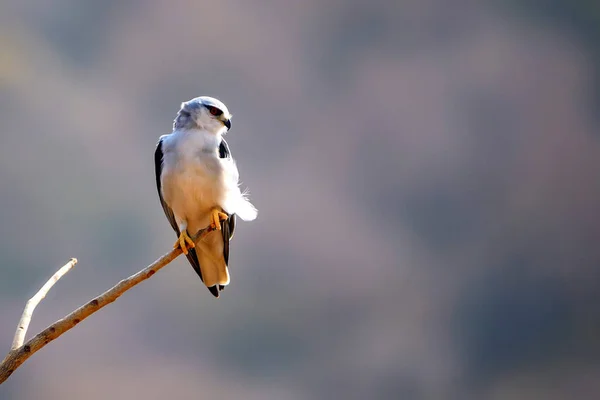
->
11, 258, 78, 350
0, 227, 213, 385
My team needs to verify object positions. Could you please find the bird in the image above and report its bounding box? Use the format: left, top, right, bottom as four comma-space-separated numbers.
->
154, 96, 257, 297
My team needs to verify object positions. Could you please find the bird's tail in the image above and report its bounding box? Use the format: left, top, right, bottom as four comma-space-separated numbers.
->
195, 232, 230, 298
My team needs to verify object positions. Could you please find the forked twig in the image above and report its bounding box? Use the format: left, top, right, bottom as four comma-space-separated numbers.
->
0, 227, 213, 385
11, 258, 78, 351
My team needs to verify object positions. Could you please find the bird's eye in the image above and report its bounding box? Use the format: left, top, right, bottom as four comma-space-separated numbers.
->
207, 106, 222, 116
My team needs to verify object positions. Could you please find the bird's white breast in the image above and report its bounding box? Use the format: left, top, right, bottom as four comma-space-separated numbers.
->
160, 130, 225, 233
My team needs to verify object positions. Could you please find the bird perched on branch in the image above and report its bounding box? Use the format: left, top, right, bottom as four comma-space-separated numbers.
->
154, 96, 257, 297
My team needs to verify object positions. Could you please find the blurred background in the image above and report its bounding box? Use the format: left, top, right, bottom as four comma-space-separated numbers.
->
1, 1, 600, 399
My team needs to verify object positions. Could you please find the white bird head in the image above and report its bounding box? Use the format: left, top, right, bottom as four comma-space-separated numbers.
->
173, 96, 232, 134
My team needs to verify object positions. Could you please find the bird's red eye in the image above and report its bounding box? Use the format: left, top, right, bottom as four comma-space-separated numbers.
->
207, 106, 222, 116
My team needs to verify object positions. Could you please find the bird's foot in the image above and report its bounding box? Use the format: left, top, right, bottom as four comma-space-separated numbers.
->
210, 208, 229, 231
173, 230, 195, 255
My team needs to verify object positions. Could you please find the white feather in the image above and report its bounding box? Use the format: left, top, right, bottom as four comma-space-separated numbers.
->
220, 157, 258, 221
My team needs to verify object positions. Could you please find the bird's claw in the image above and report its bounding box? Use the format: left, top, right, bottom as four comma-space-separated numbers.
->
174, 230, 195, 255
210, 208, 229, 231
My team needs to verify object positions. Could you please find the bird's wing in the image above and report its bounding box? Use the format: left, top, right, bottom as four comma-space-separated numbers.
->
219, 138, 236, 266
155, 137, 206, 283
154, 137, 178, 233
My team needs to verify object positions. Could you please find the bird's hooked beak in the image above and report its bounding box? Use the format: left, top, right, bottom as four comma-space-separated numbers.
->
223, 118, 231, 130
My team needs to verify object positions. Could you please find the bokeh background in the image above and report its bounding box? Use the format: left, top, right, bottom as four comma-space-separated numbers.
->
1, 1, 600, 399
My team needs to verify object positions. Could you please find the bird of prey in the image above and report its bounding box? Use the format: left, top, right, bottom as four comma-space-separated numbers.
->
154, 96, 257, 297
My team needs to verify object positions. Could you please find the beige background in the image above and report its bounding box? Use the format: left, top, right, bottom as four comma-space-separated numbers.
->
1, 1, 600, 399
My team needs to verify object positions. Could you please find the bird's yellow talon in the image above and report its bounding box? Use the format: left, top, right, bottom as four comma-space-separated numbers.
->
210, 208, 228, 231
174, 230, 195, 254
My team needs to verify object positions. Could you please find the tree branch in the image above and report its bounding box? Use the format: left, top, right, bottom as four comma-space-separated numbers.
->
0, 227, 213, 385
